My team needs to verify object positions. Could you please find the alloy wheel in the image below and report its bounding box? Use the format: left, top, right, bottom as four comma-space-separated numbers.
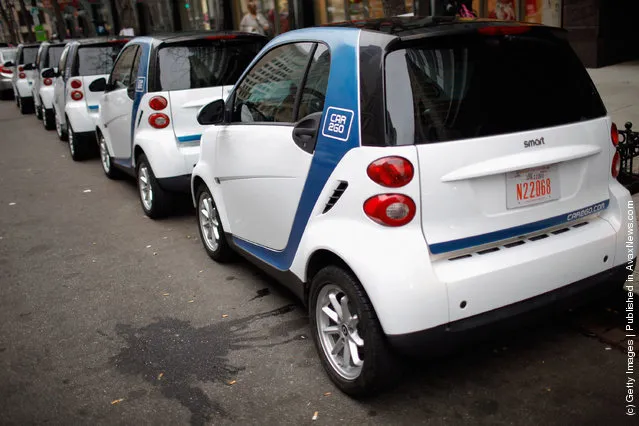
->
99, 136, 110, 173
316, 284, 364, 380
138, 165, 153, 211
199, 192, 220, 252
68, 128, 75, 156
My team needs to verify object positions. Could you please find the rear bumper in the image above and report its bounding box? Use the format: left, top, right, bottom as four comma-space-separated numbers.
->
388, 259, 634, 356
15, 79, 31, 98
39, 86, 55, 109
158, 174, 191, 193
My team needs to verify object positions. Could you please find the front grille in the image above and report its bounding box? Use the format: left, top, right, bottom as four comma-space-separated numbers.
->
447, 220, 591, 261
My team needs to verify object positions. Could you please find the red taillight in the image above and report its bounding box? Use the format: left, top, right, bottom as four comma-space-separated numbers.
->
0, 66, 12, 74
611, 122, 619, 146
363, 194, 416, 227
18, 72, 26, 79
148, 113, 170, 129
206, 35, 237, 40
612, 152, 621, 178
70, 79, 82, 89
71, 90, 83, 101
148, 96, 168, 111
43, 78, 53, 86
367, 156, 414, 188
18, 66, 24, 72
478, 26, 531, 36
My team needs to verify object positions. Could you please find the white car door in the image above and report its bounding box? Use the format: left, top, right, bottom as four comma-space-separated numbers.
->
214, 43, 330, 251
100, 45, 139, 160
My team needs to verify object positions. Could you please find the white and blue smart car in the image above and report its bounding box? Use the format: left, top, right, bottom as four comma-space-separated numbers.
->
32, 41, 67, 129
192, 17, 637, 395
95, 32, 267, 219
52, 37, 129, 159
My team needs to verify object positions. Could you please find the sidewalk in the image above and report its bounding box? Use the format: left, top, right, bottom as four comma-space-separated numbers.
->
588, 61, 639, 293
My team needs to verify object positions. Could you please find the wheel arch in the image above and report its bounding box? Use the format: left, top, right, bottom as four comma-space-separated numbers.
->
305, 249, 359, 306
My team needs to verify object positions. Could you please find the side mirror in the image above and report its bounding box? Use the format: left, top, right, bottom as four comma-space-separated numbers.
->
89, 77, 107, 92
3, 60, 14, 68
23, 63, 35, 71
197, 99, 226, 125
41, 68, 56, 79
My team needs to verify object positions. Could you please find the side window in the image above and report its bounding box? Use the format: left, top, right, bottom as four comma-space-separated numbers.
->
58, 47, 68, 78
297, 44, 330, 119
35, 47, 43, 69
17, 47, 23, 64
109, 45, 138, 90
232, 43, 314, 124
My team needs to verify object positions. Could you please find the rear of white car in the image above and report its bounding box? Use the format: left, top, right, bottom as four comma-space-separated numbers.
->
345, 25, 636, 350
128, 35, 264, 218
33, 43, 65, 128
12, 44, 39, 114
0, 48, 16, 99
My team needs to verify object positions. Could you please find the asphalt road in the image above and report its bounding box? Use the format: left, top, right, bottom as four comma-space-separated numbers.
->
0, 100, 634, 426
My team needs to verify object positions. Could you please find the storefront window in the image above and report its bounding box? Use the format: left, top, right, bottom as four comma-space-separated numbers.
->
487, 0, 518, 20
137, 0, 175, 33
523, 0, 561, 27
178, 0, 211, 30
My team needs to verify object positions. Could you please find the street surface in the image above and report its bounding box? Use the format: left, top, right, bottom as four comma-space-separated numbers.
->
0, 100, 634, 425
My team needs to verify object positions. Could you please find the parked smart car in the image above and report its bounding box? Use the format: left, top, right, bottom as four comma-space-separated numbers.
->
52, 37, 129, 157
95, 31, 267, 218
33, 41, 67, 128
0, 47, 17, 100
11, 43, 40, 113
191, 17, 637, 396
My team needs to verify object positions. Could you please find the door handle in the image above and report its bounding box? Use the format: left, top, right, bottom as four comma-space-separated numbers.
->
292, 112, 323, 154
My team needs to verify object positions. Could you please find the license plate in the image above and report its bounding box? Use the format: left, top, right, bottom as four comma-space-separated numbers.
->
506, 165, 560, 209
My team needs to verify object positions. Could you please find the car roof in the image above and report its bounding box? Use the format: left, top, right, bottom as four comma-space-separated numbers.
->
70, 36, 132, 46
18, 43, 41, 49
324, 15, 552, 38
148, 30, 266, 43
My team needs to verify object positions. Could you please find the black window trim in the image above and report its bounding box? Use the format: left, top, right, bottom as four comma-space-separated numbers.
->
108, 44, 140, 89
226, 40, 331, 127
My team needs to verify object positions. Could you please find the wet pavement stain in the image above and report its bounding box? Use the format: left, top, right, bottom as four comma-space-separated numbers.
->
249, 288, 271, 301
110, 304, 302, 426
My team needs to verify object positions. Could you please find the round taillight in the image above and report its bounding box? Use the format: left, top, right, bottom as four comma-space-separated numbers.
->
611, 123, 619, 146
148, 96, 168, 111
70, 79, 82, 89
43, 78, 53, 86
71, 90, 83, 101
148, 113, 170, 129
18, 72, 26, 79
612, 151, 621, 178
367, 156, 414, 188
18, 66, 24, 72
363, 194, 416, 227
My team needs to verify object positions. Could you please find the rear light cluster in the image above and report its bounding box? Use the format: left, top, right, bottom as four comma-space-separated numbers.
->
70, 79, 83, 101
19, 72, 26, 79
612, 122, 621, 178
364, 156, 416, 227
43, 78, 53, 86
148, 96, 170, 129
0, 66, 12, 74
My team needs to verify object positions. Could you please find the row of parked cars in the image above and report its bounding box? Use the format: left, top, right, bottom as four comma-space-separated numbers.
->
1, 17, 636, 396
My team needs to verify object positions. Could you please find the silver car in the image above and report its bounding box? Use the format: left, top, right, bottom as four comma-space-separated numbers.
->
0, 48, 17, 99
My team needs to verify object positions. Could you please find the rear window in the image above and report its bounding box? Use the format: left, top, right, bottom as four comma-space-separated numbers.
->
384, 31, 607, 145
47, 46, 65, 69
20, 47, 38, 64
77, 44, 125, 76
156, 40, 264, 91
1, 50, 16, 62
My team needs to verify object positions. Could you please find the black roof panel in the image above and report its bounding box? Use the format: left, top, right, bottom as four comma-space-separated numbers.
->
150, 30, 267, 43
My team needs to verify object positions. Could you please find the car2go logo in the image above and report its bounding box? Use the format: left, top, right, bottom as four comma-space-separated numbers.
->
321, 107, 354, 142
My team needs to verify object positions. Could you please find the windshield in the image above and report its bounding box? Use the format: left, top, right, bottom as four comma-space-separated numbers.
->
20, 47, 38, 64
47, 46, 65, 69
384, 31, 606, 145
77, 44, 125, 76
156, 40, 264, 91
1, 49, 16, 62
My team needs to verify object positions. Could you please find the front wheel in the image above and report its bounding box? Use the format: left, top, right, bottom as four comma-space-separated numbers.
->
309, 266, 400, 397
35, 100, 42, 119
98, 133, 122, 179
196, 185, 234, 263
137, 154, 171, 219
55, 109, 67, 141
68, 121, 85, 161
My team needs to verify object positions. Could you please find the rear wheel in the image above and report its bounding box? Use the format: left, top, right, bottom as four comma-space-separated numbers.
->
309, 266, 399, 397
196, 185, 234, 263
137, 154, 171, 219
43, 108, 55, 130
18, 97, 32, 114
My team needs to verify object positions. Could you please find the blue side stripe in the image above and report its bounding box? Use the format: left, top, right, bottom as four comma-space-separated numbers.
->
429, 200, 610, 255
87, 105, 99, 110
177, 134, 201, 143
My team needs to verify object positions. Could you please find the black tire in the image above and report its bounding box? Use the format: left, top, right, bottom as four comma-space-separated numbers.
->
97, 132, 123, 180
67, 121, 86, 161
195, 184, 234, 263
309, 266, 400, 397
1, 90, 14, 100
18, 96, 33, 114
136, 154, 172, 219
43, 108, 55, 130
